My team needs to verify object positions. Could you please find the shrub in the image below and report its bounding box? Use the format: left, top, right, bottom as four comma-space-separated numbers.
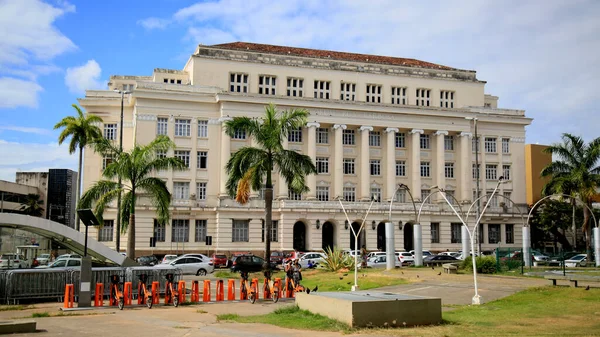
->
461, 256, 497, 274
322, 246, 355, 272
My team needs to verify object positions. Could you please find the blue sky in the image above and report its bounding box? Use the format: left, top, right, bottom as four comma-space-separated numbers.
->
1, 0, 599, 181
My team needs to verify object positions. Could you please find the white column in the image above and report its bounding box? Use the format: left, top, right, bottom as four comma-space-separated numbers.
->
190, 119, 199, 199
306, 122, 320, 200
333, 124, 346, 199
435, 131, 448, 200
359, 126, 373, 201
459, 132, 472, 203
410, 129, 424, 200
219, 117, 232, 197
385, 128, 399, 201
278, 136, 289, 199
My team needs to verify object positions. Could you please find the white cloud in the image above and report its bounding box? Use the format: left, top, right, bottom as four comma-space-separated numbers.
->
164, 0, 600, 145
0, 77, 43, 108
137, 17, 170, 30
64, 60, 105, 94
0, 125, 53, 136
0, 139, 78, 182
0, 0, 75, 109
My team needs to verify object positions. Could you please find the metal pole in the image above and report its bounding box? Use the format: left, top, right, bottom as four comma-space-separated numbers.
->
115, 91, 124, 252
474, 118, 481, 255
84, 224, 89, 257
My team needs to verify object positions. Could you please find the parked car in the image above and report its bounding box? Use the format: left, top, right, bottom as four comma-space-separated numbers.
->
212, 254, 229, 268
367, 252, 386, 259
440, 252, 461, 259
36, 253, 51, 266
270, 251, 285, 264
396, 252, 415, 266
298, 252, 326, 268
136, 255, 159, 266
367, 255, 401, 268
230, 254, 277, 272
409, 250, 432, 258
282, 251, 304, 264
0, 254, 28, 269
564, 254, 588, 267
36, 257, 81, 269
180, 253, 211, 262
57, 254, 82, 260
424, 255, 459, 262
156, 256, 214, 276
343, 250, 361, 257
161, 254, 178, 264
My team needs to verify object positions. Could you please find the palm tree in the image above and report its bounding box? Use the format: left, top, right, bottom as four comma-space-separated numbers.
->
224, 104, 317, 268
541, 133, 600, 260
19, 194, 44, 217
79, 135, 186, 260
54, 104, 103, 231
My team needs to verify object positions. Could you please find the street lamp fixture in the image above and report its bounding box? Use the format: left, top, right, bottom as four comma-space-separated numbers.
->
113, 89, 130, 253
371, 221, 376, 230
315, 220, 320, 230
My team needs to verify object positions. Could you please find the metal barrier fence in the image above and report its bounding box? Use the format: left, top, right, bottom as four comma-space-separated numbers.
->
1, 266, 182, 304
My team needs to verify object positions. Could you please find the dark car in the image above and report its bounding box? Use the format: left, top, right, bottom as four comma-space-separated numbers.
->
136, 255, 159, 266
424, 255, 458, 262
270, 251, 285, 264
230, 254, 277, 272
212, 254, 229, 268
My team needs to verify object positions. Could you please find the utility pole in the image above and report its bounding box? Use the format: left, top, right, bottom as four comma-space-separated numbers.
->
114, 89, 129, 253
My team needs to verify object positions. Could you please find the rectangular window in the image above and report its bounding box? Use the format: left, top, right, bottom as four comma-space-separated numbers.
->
502, 138, 510, 154
313, 80, 330, 99
503, 165, 511, 180
197, 151, 207, 169
157, 117, 168, 135
505, 224, 514, 244
232, 129, 246, 140
197, 120, 208, 138
102, 154, 114, 170
472, 136, 480, 153
172, 219, 189, 242
421, 189, 431, 203
487, 191, 499, 207
430, 222, 440, 243
194, 219, 207, 242
288, 127, 302, 143
173, 182, 189, 199
156, 150, 166, 159
343, 158, 355, 175
391, 87, 407, 105
153, 219, 166, 242
317, 128, 329, 144
316, 157, 329, 174
370, 160, 381, 176
451, 223, 462, 243
261, 220, 278, 242
286, 77, 303, 97
316, 186, 329, 201
98, 220, 113, 242
288, 190, 302, 200
395, 189, 406, 203
446, 190, 457, 204
229, 73, 248, 93
473, 163, 480, 179
440, 90, 455, 108
420, 161, 430, 177
488, 224, 500, 244
366, 84, 382, 103
258, 75, 276, 95
485, 164, 498, 180
371, 187, 381, 202
340, 82, 356, 101
485, 137, 497, 153
445, 162, 455, 178
444, 135, 455, 151
395, 132, 405, 148
174, 150, 190, 168
175, 119, 191, 137
503, 191, 512, 202
416, 88, 431, 106
196, 182, 206, 200
342, 129, 355, 145
103, 124, 117, 140
369, 131, 381, 147
343, 187, 356, 202
122, 83, 135, 91
232, 219, 249, 242
420, 134, 430, 149
395, 160, 406, 176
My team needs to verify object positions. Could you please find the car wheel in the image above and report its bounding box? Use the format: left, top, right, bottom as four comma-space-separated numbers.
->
196, 269, 207, 276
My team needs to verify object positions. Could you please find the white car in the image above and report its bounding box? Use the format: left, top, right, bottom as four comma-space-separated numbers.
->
36, 254, 51, 266
161, 254, 178, 264
57, 254, 82, 260
0, 254, 28, 269
368, 255, 401, 268
179, 253, 212, 262
409, 250, 432, 258
397, 252, 414, 266
440, 252, 461, 258
564, 254, 587, 267
344, 250, 361, 257
156, 256, 214, 276
299, 252, 326, 268
367, 252, 386, 259
36, 258, 81, 269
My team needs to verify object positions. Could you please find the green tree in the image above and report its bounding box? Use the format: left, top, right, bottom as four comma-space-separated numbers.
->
529, 199, 582, 251
19, 194, 44, 217
54, 104, 103, 230
79, 135, 186, 259
224, 104, 316, 268
541, 133, 600, 260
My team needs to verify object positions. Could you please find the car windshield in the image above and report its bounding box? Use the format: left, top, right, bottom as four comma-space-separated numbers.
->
571, 255, 586, 261
51, 260, 67, 267
39, 254, 50, 258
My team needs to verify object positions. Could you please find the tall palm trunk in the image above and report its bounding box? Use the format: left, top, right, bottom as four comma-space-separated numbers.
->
127, 190, 136, 260
264, 168, 273, 271
583, 202, 593, 261
75, 145, 83, 231
571, 199, 577, 249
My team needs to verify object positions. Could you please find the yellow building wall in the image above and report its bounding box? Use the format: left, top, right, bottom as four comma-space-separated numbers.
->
525, 144, 551, 205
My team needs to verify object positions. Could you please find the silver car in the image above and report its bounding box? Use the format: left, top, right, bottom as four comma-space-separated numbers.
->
157, 256, 215, 276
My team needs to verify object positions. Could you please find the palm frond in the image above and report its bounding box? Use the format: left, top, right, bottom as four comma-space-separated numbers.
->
225, 147, 269, 198
274, 149, 316, 193
137, 177, 172, 225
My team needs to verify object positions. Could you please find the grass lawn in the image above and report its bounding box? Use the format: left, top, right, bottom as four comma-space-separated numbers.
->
218, 286, 600, 336
214, 268, 408, 292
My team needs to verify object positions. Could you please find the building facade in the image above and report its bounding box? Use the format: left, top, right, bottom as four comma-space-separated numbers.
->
46, 169, 78, 229
79, 42, 531, 257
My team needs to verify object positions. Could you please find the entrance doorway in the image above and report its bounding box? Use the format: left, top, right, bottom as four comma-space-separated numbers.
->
376, 222, 386, 251
322, 222, 335, 252
403, 222, 413, 251
293, 221, 306, 251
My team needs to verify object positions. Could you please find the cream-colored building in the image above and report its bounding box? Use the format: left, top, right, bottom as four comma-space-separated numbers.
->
79, 42, 531, 257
